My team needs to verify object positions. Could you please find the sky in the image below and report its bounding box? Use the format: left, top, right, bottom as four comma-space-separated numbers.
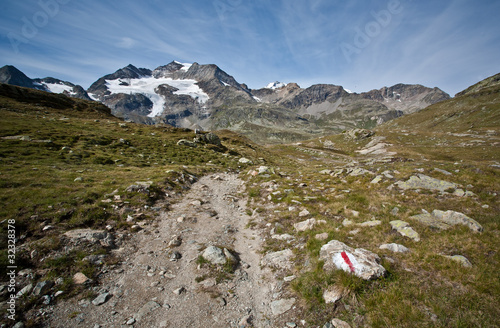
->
0, 0, 499, 96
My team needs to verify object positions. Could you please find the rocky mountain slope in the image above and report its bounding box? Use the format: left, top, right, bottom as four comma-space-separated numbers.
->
1, 63, 450, 144
0, 65, 92, 101
0, 73, 498, 327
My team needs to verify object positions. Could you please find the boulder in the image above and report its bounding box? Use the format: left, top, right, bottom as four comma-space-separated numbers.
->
410, 210, 482, 232
202, 246, 226, 264
389, 220, 420, 241
432, 210, 483, 232
395, 174, 457, 192
319, 240, 386, 280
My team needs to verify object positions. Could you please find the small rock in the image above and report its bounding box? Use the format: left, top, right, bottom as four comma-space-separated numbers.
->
270, 298, 295, 316
239, 158, 253, 164
443, 255, 472, 268
32, 280, 54, 296
238, 314, 253, 327
294, 218, 316, 232
390, 220, 420, 241
202, 246, 226, 265
331, 318, 352, 328
286, 323, 297, 328
379, 243, 410, 253
261, 249, 293, 270
298, 209, 310, 217
12, 322, 25, 328
126, 318, 136, 325
223, 248, 238, 263
370, 175, 383, 184
16, 283, 33, 298
173, 287, 185, 295
92, 292, 111, 306
359, 220, 382, 227
323, 285, 343, 304
283, 275, 296, 282
315, 232, 329, 240
168, 235, 182, 247
134, 301, 161, 321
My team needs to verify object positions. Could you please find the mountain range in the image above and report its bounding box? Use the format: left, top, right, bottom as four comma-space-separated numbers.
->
1, 62, 451, 143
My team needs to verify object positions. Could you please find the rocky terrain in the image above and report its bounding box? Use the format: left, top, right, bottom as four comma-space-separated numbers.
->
0, 72, 498, 328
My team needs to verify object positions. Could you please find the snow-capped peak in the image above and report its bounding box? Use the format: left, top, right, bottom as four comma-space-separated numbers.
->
174, 61, 193, 72
266, 81, 287, 89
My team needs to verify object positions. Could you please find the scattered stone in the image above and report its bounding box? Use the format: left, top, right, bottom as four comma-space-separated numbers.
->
202, 246, 226, 265
294, 218, 317, 232
379, 243, 410, 253
168, 235, 182, 247
177, 139, 197, 147
134, 301, 161, 321
261, 249, 293, 270
16, 283, 33, 298
359, 220, 382, 227
330, 318, 352, 328
395, 174, 457, 192
257, 166, 273, 175
126, 318, 136, 325
173, 287, 185, 295
323, 285, 343, 304
443, 255, 472, 268
371, 175, 383, 184
410, 210, 483, 232
238, 314, 253, 327
389, 220, 420, 241
342, 219, 354, 227
391, 207, 400, 216
223, 248, 238, 263
349, 168, 374, 177
320, 169, 333, 175
239, 158, 253, 164
283, 275, 296, 282
270, 298, 295, 316
319, 240, 386, 280
315, 232, 329, 240
92, 292, 111, 306
169, 251, 182, 261
12, 322, 25, 328
73, 272, 90, 285
271, 233, 295, 241
298, 209, 310, 217
434, 168, 453, 176
286, 322, 297, 328
32, 280, 54, 296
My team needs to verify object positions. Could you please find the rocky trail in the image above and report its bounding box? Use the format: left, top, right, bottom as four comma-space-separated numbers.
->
45, 173, 288, 328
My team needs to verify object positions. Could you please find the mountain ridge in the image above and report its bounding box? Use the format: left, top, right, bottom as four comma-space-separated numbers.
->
0, 62, 453, 143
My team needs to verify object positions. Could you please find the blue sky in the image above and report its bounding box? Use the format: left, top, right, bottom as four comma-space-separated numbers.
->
0, 0, 499, 96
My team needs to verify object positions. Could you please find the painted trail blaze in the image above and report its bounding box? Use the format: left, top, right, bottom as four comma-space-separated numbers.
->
341, 251, 355, 273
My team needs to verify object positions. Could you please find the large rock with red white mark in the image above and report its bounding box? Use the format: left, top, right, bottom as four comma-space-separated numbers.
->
319, 240, 386, 280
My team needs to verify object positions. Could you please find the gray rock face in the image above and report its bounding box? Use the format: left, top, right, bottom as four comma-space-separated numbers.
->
395, 174, 457, 192
319, 240, 386, 280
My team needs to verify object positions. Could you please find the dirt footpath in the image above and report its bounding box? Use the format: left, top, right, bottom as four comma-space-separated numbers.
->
45, 173, 286, 328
